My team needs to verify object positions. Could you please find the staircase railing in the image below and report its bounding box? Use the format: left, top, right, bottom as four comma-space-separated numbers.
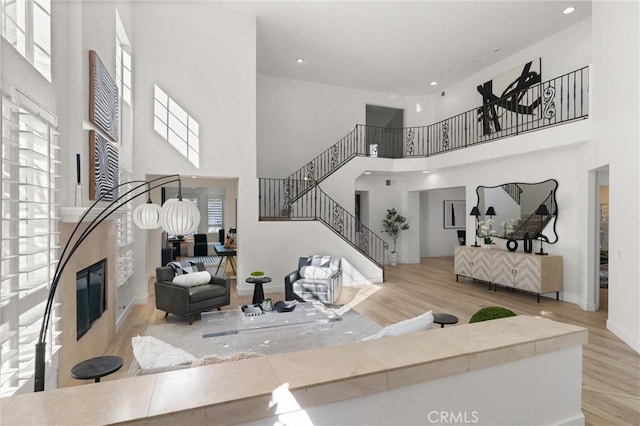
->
281, 66, 589, 195
259, 67, 588, 268
509, 191, 557, 240
501, 183, 523, 205
259, 178, 387, 267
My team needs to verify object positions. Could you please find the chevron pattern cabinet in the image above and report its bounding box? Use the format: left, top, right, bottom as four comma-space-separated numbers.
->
454, 246, 562, 303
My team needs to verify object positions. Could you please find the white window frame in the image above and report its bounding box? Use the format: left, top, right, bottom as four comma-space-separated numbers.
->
153, 85, 200, 168
1, 88, 60, 396
1, 0, 51, 81
207, 197, 224, 233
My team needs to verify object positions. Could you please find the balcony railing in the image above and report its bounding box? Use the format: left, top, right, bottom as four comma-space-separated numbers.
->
283, 66, 589, 193
259, 67, 588, 269
259, 178, 387, 267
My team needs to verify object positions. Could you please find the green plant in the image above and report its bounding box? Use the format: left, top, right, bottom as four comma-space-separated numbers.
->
382, 208, 410, 253
250, 271, 265, 277
469, 306, 517, 323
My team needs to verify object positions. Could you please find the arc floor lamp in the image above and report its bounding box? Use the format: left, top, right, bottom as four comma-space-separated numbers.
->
34, 174, 200, 392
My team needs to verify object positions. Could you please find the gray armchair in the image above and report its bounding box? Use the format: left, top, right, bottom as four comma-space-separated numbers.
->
285, 256, 342, 304
155, 262, 230, 325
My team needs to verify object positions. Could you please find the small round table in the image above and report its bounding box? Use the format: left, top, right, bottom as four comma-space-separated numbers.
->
433, 313, 459, 328
246, 276, 272, 304
71, 355, 123, 383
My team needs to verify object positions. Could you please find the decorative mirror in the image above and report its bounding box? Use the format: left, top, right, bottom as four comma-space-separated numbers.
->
474, 179, 558, 244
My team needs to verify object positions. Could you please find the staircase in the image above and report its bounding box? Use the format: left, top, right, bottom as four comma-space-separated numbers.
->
259, 178, 388, 267
258, 67, 587, 270
508, 191, 557, 240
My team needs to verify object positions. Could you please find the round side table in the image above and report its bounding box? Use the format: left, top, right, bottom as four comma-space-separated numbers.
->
246, 276, 272, 304
433, 313, 459, 328
71, 355, 123, 383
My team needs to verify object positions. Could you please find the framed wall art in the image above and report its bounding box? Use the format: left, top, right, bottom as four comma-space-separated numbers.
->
476, 58, 542, 136
89, 50, 119, 141
443, 200, 466, 229
89, 130, 119, 201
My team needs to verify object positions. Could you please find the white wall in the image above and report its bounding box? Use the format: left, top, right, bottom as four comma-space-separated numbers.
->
247, 347, 584, 426
432, 17, 592, 121
130, 3, 256, 295
419, 187, 466, 257
257, 74, 436, 178
590, 1, 639, 352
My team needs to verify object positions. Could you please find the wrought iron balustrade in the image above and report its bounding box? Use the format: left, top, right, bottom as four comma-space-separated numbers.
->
509, 190, 557, 240
259, 178, 387, 267
281, 67, 589, 195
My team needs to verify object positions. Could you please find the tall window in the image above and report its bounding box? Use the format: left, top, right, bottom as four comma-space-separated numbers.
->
153, 85, 199, 167
207, 198, 223, 233
115, 37, 131, 105
1, 0, 51, 81
1, 89, 59, 396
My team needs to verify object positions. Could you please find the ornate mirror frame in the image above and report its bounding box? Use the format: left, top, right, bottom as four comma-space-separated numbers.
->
474, 179, 559, 244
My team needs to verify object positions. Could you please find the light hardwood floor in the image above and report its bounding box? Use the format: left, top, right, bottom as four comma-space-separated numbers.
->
105, 257, 639, 426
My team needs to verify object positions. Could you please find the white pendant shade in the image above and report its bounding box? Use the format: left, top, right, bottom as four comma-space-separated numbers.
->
159, 198, 200, 235
133, 202, 162, 229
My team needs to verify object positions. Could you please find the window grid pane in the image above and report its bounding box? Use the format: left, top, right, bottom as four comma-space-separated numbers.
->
153, 86, 200, 167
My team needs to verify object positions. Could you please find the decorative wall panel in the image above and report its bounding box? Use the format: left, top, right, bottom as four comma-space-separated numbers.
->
89, 50, 119, 141
89, 130, 119, 201
477, 58, 542, 136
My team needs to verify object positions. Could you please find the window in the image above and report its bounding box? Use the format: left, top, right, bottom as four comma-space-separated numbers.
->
207, 198, 223, 233
115, 37, 131, 105
1, 0, 51, 81
1, 89, 59, 396
153, 85, 199, 167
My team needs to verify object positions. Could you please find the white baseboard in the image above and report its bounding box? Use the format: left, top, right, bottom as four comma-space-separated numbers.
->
133, 295, 148, 305
607, 318, 640, 353
559, 413, 586, 425
115, 302, 134, 332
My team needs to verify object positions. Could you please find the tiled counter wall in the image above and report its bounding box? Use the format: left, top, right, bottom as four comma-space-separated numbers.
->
0, 316, 587, 425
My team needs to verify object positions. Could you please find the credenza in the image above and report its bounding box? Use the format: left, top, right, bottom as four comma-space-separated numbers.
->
454, 246, 562, 302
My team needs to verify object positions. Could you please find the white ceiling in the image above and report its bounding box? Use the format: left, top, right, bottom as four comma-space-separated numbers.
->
224, 0, 592, 95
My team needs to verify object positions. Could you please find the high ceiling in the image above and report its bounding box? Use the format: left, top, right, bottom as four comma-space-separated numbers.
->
224, 1, 592, 95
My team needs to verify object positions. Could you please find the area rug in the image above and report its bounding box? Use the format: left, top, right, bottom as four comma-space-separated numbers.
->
142, 307, 381, 359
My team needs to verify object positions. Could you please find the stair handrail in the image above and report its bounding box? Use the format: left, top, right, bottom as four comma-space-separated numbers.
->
510, 190, 556, 239
501, 183, 523, 205
276, 66, 589, 194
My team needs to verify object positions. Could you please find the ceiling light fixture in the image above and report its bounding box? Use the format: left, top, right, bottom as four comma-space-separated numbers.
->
422, 170, 430, 174
563, 6, 575, 14
493, 47, 501, 52
430, 81, 437, 86
364, 171, 371, 175
296, 58, 305, 63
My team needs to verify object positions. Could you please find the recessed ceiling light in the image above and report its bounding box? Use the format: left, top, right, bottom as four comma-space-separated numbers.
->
422, 170, 430, 174
430, 81, 437, 86
296, 58, 305, 63
563, 6, 575, 14
493, 47, 501, 52
191, 176, 197, 178
364, 171, 371, 175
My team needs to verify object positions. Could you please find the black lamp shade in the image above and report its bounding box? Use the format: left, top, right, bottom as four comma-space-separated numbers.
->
469, 206, 481, 216
535, 204, 550, 216
485, 206, 496, 216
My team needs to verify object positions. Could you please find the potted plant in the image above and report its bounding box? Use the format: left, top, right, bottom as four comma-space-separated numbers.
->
382, 208, 410, 266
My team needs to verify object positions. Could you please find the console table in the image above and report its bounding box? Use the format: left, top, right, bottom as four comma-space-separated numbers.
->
454, 246, 562, 302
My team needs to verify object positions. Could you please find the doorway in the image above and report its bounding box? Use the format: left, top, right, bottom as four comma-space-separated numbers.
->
365, 105, 404, 158
597, 171, 609, 312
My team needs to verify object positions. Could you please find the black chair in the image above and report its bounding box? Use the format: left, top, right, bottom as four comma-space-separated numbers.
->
193, 234, 208, 256
155, 262, 230, 325
457, 230, 466, 245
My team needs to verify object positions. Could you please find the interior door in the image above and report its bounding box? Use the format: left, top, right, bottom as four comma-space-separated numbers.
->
366, 105, 404, 158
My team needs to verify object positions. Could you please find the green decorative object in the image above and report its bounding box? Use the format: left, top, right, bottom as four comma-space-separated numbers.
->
469, 306, 517, 323
250, 271, 265, 277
